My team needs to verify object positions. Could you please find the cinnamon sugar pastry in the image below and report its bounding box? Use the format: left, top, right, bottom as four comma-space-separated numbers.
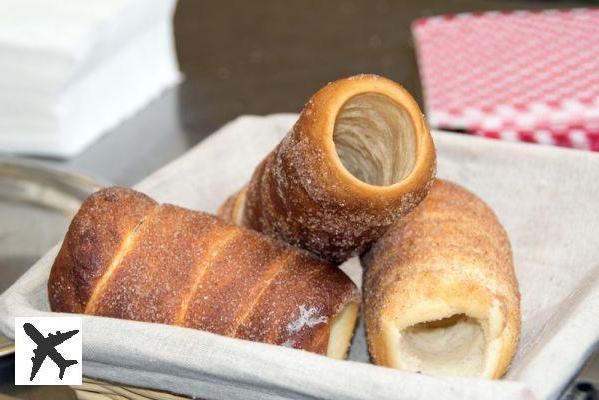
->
362, 180, 520, 378
48, 187, 359, 358
219, 74, 436, 263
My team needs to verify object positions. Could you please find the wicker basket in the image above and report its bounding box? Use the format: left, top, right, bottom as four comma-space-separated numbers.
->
0, 334, 14, 357
73, 378, 191, 400
1, 335, 189, 399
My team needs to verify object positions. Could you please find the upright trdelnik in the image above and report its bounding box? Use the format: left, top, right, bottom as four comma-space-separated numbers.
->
219, 74, 436, 263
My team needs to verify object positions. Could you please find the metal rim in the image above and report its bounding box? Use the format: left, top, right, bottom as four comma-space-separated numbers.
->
0, 156, 105, 356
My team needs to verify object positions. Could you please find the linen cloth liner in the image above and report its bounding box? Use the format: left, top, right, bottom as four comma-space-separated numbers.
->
1, 114, 599, 399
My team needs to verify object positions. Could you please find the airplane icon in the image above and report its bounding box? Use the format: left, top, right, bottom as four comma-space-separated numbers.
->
23, 322, 79, 381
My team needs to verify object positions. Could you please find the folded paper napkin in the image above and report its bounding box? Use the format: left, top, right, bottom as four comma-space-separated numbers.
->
1, 114, 599, 399
412, 8, 599, 151
0, 0, 181, 157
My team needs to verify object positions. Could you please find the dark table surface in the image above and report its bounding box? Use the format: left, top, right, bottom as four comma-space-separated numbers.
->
4, 0, 597, 399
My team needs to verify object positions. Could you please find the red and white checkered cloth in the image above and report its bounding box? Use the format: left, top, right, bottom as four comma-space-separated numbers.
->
412, 8, 599, 151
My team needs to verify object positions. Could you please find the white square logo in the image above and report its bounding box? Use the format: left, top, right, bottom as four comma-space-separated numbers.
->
14, 317, 82, 385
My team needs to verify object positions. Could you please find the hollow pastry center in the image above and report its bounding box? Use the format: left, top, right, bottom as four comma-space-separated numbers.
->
398, 314, 486, 377
333, 93, 416, 186
327, 302, 359, 359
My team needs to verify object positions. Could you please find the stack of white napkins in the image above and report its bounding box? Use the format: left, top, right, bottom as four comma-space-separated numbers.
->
0, 0, 181, 158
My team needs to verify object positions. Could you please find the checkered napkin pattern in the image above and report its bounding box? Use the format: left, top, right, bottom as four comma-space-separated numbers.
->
412, 8, 599, 151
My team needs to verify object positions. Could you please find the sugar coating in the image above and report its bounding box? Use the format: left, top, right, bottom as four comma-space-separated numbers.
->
286, 305, 328, 335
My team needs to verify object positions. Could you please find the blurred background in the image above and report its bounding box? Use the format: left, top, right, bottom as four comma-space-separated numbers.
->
5, 0, 593, 186
0, 0, 598, 399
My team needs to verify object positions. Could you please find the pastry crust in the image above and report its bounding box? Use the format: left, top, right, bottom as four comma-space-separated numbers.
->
49, 187, 360, 357
219, 74, 436, 263
362, 180, 520, 378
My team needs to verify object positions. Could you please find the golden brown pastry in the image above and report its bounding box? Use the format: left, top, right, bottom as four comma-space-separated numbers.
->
48, 187, 359, 358
362, 180, 520, 378
219, 74, 436, 263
